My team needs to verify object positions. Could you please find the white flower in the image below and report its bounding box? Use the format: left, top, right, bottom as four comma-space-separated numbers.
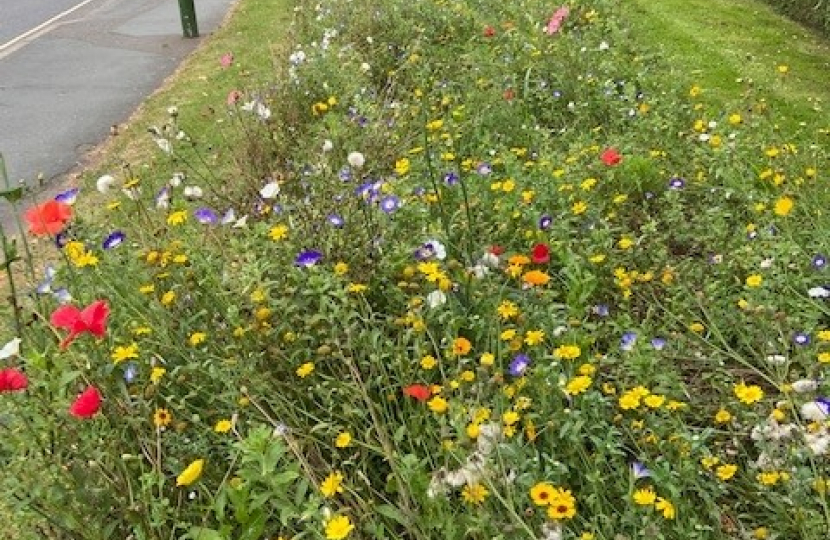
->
808, 286, 830, 298
791, 379, 819, 393
241, 100, 271, 120
322, 139, 334, 152
259, 181, 280, 199
760, 258, 774, 268
765, 354, 787, 365
541, 522, 563, 540
154, 138, 172, 154
424, 240, 446, 260
801, 401, 829, 421
476, 422, 502, 455
347, 151, 365, 168
598, 41, 610, 51
360, 62, 371, 72
167, 106, 179, 116
183, 185, 203, 199
805, 431, 830, 456
426, 290, 447, 309
479, 252, 500, 268
96, 174, 116, 193
469, 264, 490, 279
169, 173, 184, 187
0, 337, 22, 359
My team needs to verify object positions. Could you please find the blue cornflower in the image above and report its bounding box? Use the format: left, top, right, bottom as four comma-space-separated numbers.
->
621, 331, 638, 351
102, 230, 126, 249
295, 250, 323, 267
592, 304, 610, 317
508, 354, 531, 376
327, 214, 344, 227
338, 167, 352, 181
379, 195, 400, 213
668, 177, 685, 189
538, 214, 552, 230
54, 188, 79, 204
194, 208, 219, 225
631, 462, 651, 479
793, 332, 811, 346
651, 337, 667, 350
812, 254, 827, 270
443, 172, 460, 185
124, 362, 139, 384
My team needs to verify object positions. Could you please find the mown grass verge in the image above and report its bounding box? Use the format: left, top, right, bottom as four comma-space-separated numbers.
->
2, 0, 830, 539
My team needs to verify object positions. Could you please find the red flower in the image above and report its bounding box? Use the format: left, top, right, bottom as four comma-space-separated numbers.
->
403, 384, 431, 402
50, 300, 110, 349
601, 148, 622, 166
24, 200, 72, 236
531, 243, 551, 264
0, 368, 28, 392
503, 88, 515, 101
489, 245, 506, 256
483, 25, 496, 37
69, 386, 102, 418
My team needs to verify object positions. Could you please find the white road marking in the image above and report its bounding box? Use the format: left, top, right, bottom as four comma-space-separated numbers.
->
0, 0, 99, 55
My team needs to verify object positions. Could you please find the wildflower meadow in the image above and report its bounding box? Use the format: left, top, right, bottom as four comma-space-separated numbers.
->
1, 0, 829, 539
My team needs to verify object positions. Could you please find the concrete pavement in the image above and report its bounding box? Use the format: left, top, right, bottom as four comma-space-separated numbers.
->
0, 0, 237, 226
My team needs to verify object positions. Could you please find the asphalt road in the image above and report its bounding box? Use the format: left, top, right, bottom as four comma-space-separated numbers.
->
0, 0, 237, 227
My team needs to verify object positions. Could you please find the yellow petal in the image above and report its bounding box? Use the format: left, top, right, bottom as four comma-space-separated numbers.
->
176, 459, 205, 486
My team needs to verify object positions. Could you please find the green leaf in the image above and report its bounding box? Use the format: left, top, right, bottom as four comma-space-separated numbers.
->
375, 504, 408, 526
0, 186, 25, 203
181, 527, 226, 540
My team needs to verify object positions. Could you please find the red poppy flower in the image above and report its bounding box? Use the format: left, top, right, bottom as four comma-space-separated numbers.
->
69, 386, 102, 418
483, 25, 496, 37
531, 243, 551, 264
601, 148, 622, 166
403, 384, 431, 402
24, 200, 72, 236
490, 245, 506, 256
503, 88, 515, 101
0, 368, 28, 392
50, 300, 110, 349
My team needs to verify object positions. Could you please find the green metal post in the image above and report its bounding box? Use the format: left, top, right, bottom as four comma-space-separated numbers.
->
177, 0, 199, 38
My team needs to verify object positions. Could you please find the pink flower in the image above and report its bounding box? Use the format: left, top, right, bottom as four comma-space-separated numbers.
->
545, 6, 570, 35
220, 52, 234, 68
50, 300, 110, 349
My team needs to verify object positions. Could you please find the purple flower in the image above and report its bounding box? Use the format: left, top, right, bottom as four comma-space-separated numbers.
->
631, 462, 651, 479
54, 231, 70, 249
124, 362, 138, 384
538, 214, 552, 230
379, 195, 400, 213
54, 188, 79, 204
793, 332, 811, 346
102, 230, 126, 249
476, 162, 492, 176
295, 250, 323, 267
327, 214, 344, 227
338, 167, 353, 181
443, 172, 460, 185
194, 208, 219, 225
620, 331, 638, 351
668, 177, 685, 189
812, 254, 827, 270
592, 304, 609, 317
508, 354, 531, 376
817, 397, 830, 415
650, 337, 667, 351
155, 186, 171, 208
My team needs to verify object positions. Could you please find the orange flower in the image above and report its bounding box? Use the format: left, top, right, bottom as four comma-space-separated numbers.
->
453, 337, 472, 356
24, 200, 72, 235
523, 270, 550, 286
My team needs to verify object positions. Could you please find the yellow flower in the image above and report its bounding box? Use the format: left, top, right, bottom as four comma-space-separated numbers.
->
324, 515, 354, 540
150, 367, 166, 384
530, 482, 555, 506
111, 343, 139, 364
728, 113, 742, 125
395, 157, 411, 176
335, 432, 352, 448
553, 344, 581, 360
618, 237, 634, 250
643, 394, 665, 409
139, 284, 155, 294
214, 419, 232, 433
632, 486, 657, 505
818, 352, 830, 364
524, 330, 545, 346
701, 456, 720, 469
461, 483, 489, 505
688, 322, 705, 333
428, 396, 448, 414
479, 352, 495, 366
773, 196, 794, 216
167, 210, 187, 226
716, 464, 738, 481
734, 381, 764, 405
572, 201, 588, 215
565, 376, 592, 396
269, 224, 289, 241
546, 488, 577, 520
161, 290, 176, 306
497, 300, 519, 320
296, 362, 315, 378
420, 355, 437, 369
189, 332, 207, 346
154, 408, 172, 428
655, 497, 676, 519
757, 471, 782, 486
347, 283, 367, 293
578, 363, 596, 376
466, 423, 480, 439
176, 459, 205, 486
502, 410, 520, 425
320, 471, 345, 498
745, 274, 763, 288
334, 262, 349, 276
714, 409, 732, 424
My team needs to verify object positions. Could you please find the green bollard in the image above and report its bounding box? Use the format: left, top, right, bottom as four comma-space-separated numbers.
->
178, 0, 199, 38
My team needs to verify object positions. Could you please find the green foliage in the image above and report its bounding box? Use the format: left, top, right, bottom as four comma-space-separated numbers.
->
763, 0, 830, 35
1, 0, 830, 539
